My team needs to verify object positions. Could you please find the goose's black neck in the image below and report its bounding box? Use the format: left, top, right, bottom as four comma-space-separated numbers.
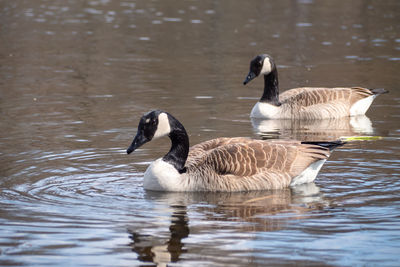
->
163, 115, 189, 174
260, 67, 281, 106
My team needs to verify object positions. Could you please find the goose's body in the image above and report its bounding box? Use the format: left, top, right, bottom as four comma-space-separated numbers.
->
127, 111, 344, 192
244, 54, 388, 119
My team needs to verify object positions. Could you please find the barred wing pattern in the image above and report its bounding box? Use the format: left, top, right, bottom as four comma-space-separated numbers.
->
185, 138, 330, 191
277, 87, 376, 119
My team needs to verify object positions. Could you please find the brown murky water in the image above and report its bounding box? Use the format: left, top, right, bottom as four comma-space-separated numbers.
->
1, 0, 399, 266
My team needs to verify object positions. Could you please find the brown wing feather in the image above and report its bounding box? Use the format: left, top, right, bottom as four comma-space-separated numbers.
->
197, 140, 330, 178
187, 137, 253, 166
276, 87, 375, 119
349, 87, 374, 103
280, 87, 373, 107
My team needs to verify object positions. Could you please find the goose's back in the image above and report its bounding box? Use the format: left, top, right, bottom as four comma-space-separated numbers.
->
277, 87, 374, 119
185, 138, 330, 191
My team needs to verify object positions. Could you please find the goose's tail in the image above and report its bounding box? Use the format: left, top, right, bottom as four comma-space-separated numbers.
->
301, 140, 346, 151
370, 88, 389, 95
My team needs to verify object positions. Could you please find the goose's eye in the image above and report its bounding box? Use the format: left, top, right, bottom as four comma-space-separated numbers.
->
144, 118, 156, 126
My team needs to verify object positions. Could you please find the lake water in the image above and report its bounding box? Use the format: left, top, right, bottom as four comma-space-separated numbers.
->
1, 0, 399, 266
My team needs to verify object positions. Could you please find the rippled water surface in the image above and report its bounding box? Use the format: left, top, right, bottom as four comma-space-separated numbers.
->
1, 0, 400, 266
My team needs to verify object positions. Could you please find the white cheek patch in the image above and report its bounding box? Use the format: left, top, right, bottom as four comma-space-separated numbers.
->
153, 112, 171, 139
260, 57, 272, 75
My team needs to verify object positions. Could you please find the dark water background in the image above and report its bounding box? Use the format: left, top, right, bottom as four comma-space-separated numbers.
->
1, 0, 399, 266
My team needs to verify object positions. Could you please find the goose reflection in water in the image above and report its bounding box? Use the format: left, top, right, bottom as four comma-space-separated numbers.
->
197, 183, 329, 232
251, 115, 373, 141
128, 183, 329, 266
128, 205, 189, 267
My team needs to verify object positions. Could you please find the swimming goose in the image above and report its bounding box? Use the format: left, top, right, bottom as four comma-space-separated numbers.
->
126, 110, 344, 192
243, 54, 388, 119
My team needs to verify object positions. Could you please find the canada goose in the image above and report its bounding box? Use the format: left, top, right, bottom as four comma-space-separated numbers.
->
126, 110, 344, 192
243, 54, 388, 119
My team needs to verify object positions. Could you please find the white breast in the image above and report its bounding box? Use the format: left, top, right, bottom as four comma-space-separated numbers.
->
143, 159, 187, 191
250, 102, 281, 119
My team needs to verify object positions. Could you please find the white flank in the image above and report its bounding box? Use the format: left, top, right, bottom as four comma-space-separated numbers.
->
290, 159, 327, 186
349, 95, 376, 116
143, 159, 185, 191
153, 112, 171, 139
250, 102, 281, 119
260, 57, 272, 75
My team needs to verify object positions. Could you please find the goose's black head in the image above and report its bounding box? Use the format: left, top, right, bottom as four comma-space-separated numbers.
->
127, 110, 171, 154
243, 54, 275, 85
